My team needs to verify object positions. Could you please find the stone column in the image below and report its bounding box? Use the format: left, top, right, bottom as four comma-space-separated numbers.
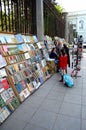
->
62, 12, 68, 42
36, 0, 44, 41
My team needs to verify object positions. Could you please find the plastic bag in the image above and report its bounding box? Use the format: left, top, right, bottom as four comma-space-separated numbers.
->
63, 74, 74, 88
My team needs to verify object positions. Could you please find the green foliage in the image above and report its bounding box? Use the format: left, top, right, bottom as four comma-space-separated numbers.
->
54, 4, 64, 14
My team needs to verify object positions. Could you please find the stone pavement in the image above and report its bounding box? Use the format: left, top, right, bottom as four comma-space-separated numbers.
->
0, 52, 86, 130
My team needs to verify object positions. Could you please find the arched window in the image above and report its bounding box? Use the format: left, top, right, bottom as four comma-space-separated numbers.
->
79, 20, 84, 29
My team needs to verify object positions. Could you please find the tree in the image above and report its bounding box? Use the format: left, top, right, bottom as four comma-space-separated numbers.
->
54, 4, 64, 14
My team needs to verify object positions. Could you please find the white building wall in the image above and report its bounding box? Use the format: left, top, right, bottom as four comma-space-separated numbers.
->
67, 10, 86, 43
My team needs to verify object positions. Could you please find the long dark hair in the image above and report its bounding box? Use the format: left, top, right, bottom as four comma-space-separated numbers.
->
60, 49, 66, 56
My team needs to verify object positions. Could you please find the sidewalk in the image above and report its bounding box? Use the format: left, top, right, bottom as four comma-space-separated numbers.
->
0, 52, 86, 130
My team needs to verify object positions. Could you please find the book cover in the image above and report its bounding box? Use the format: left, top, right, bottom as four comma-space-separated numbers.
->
26, 36, 30, 43
15, 83, 23, 93
15, 34, 24, 43
26, 82, 34, 92
18, 63, 25, 70
22, 35, 28, 43
17, 43, 28, 52
24, 52, 30, 59
7, 103, 15, 111
2, 107, 10, 119
29, 44, 35, 50
4, 35, 13, 44
2, 45, 8, 53
20, 80, 27, 89
23, 88, 30, 98
19, 91, 25, 102
13, 64, 19, 72
1, 78, 10, 90
28, 36, 34, 43
33, 35, 38, 42
0, 35, 6, 44
0, 68, 7, 78
36, 42, 42, 49
14, 73, 23, 83
22, 35, 30, 43
0, 95, 6, 108
7, 88, 15, 97
11, 34, 18, 43
0, 109, 6, 122
7, 66, 16, 74
1, 90, 10, 102
0, 54, 7, 68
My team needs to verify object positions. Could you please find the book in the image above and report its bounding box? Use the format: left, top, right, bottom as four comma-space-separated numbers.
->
13, 64, 19, 72
22, 35, 30, 43
36, 42, 42, 49
14, 72, 23, 83
0, 68, 7, 78
15, 34, 24, 43
29, 44, 35, 50
7, 88, 15, 97
7, 103, 15, 112
33, 35, 38, 42
2, 107, 10, 119
17, 43, 28, 52
4, 34, 18, 44
7, 66, 16, 74
18, 63, 25, 70
1, 78, 10, 90
22, 88, 30, 98
15, 83, 23, 93
2, 45, 8, 53
28, 36, 34, 43
4, 35, 13, 44
1, 90, 10, 102
20, 80, 27, 89
26, 82, 34, 92
24, 52, 30, 59
19, 91, 25, 102
0, 35, 6, 44
25, 36, 30, 43
0, 54, 7, 68
0, 95, 6, 108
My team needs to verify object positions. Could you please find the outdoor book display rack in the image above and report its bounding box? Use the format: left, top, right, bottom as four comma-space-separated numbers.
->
0, 32, 53, 124
71, 44, 82, 78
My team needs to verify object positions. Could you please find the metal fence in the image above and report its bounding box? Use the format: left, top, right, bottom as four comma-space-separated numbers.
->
0, 0, 65, 37
0, 0, 34, 33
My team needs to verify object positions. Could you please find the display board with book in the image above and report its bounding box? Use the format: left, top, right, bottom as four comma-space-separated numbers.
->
0, 33, 52, 124
0, 52, 20, 124
0, 33, 51, 103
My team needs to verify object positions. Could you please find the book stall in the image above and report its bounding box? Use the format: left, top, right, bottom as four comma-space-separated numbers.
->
0, 33, 55, 124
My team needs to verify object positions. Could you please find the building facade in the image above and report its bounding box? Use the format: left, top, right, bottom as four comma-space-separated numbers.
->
67, 10, 86, 43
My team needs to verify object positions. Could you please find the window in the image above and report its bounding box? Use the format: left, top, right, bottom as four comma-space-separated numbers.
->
79, 20, 84, 29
